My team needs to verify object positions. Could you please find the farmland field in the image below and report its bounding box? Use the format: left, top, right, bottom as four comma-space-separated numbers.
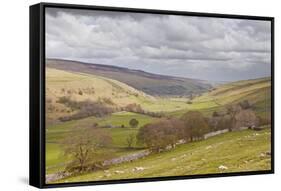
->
54, 128, 271, 183
46, 111, 157, 174
45, 64, 272, 183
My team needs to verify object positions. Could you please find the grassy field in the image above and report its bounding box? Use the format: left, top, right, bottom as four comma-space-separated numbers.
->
46, 68, 196, 123
53, 128, 271, 183
45, 68, 272, 181
170, 77, 271, 117
46, 68, 155, 123
46, 111, 157, 174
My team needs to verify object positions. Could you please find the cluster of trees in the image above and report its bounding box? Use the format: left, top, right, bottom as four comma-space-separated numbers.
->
209, 100, 269, 131
57, 97, 165, 122
181, 111, 209, 141
137, 100, 267, 153
137, 111, 209, 152
58, 99, 270, 176
59, 98, 269, 173
57, 97, 114, 121
137, 118, 184, 152
97, 97, 115, 106
60, 87, 95, 96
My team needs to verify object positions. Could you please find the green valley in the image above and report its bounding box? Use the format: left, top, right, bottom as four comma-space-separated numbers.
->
45, 64, 272, 184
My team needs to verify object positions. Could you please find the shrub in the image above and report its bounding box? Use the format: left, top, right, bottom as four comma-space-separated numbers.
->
46, 98, 55, 112
46, 98, 52, 104
98, 97, 115, 105
67, 90, 72, 95
257, 116, 271, 126
83, 87, 95, 95
78, 89, 83, 95
129, 118, 139, 128
212, 111, 219, 117
239, 100, 252, 109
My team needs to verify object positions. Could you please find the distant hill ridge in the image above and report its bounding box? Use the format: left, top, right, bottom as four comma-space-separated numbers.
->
46, 59, 212, 96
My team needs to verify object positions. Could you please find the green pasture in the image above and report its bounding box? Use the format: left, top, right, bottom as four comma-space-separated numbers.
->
46, 112, 157, 174
54, 128, 271, 183
45, 69, 272, 180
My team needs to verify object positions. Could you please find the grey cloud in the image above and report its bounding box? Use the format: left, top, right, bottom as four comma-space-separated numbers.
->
46, 7, 161, 21
46, 7, 271, 81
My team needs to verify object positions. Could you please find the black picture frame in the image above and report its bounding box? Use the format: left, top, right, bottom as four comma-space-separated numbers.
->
30, 2, 275, 189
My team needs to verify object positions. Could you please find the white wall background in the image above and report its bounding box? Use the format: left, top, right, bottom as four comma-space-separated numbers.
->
0, 0, 279, 190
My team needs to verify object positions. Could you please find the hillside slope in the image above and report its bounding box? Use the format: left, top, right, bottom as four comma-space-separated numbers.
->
193, 77, 271, 117
46, 68, 155, 123
45, 69, 272, 181
168, 77, 271, 119
46, 68, 199, 123
46, 111, 158, 174
46, 59, 212, 97
46, 67, 271, 122
53, 128, 271, 183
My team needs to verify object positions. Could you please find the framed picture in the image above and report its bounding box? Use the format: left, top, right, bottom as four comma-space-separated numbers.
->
29, 2, 274, 188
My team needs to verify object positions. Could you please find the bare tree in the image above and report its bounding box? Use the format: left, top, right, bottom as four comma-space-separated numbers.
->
61, 126, 112, 172
226, 104, 242, 131
239, 100, 252, 109
234, 109, 258, 129
226, 103, 258, 130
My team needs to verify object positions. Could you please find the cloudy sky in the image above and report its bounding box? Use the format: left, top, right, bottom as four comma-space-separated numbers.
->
46, 8, 271, 82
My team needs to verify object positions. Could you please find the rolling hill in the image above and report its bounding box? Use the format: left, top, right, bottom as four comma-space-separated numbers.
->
46, 59, 212, 97
46, 68, 197, 124
46, 67, 154, 124
46, 67, 271, 123
192, 77, 271, 117
45, 67, 271, 182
